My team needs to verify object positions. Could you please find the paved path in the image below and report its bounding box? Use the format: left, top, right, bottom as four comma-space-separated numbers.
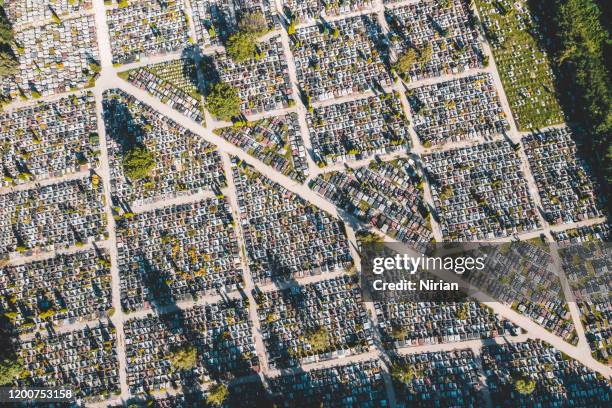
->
2, 1, 610, 406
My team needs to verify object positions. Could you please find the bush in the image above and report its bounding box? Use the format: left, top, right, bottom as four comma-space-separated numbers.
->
122, 145, 156, 180
205, 82, 241, 121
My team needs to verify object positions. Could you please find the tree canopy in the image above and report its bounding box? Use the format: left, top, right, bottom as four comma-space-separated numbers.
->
391, 363, 423, 385
206, 383, 229, 406
205, 82, 241, 121
225, 32, 257, 63
529, 0, 611, 213
225, 11, 269, 63
514, 378, 536, 395
0, 6, 18, 77
237, 11, 268, 37
0, 316, 22, 385
168, 345, 198, 371
122, 145, 156, 180
393, 49, 418, 73
305, 326, 330, 353
0, 357, 20, 385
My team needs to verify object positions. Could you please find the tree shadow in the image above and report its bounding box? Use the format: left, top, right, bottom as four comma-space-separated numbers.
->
524, 0, 611, 216
102, 92, 146, 152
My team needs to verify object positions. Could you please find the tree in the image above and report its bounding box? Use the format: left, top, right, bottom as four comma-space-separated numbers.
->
207, 383, 229, 406
514, 378, 536, 395
0, 5, 18, 78
418, 43, 433, 64
0, 357, 20, 385
168, 345, 198, 371
122, 145, 156, 180
205, 82, 241, 121
225, 32, 257, 62
305, 326, 329, 353
238, 11, 268, 37
0, 45, 18, 76
0, 314, 22, 385
393, 49, 418, 73
391, 363, 422, 384
287, 19, 296, 35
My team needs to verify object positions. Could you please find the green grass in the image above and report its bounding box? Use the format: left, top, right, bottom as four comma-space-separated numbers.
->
475, 0, 564, 130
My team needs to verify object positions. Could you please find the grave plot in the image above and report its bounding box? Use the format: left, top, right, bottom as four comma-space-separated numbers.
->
0, 175, 107, 257
556, 228, 611, 364
102, 89, 224, 207
3, 0, 93, 27
522, 127, 602, 224
291, 14, 391, 102
386, 0, 483, 81
232, 158, 353, 283
376, 302, 506, 349
465, 241, 575, 341
106, 0, 190, 64
282, 0, 374, 23
257, 275, 371, 368
482, 340, 611, 407
115, 198, 242, 312
214, 113, 308, 182
15, 322, 120, 399
475, 0, 564, 130
0, 249, 112, 333
423, 141, 540, 240
390, 348, 482, 407
208, 35, 293, 115
310, 158, 432, 248
123, 300, 258, 394
123, 58, 205, 123
0, 92, 99, 187
407, 73, 508, 146
191, 0, 277, 47
268, 360, 388, 407
3, 15, 100, 99
306, 92, 411, 164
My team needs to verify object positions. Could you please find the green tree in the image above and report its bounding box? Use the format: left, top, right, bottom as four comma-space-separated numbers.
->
393, 49, 418, 73
0, 315, 22, 385
524, 0, 611, 212
305, 326, 329, 353
0, 5, 18, 78
391, 363, 422, 384
168, 345, 198, 371
205, 82, 241, 121
0, 357, 20, 385
122, 145, 156, 180
237, 11, 268, 37
287, 19, 296, 35
514, 378, 536, 395
206, 383, 229, 406
418, 43, 433, 64
225, 32, 257, 62
0, 45, 18, 76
